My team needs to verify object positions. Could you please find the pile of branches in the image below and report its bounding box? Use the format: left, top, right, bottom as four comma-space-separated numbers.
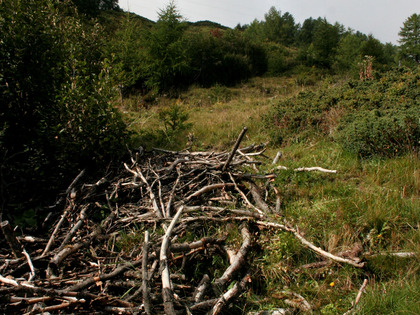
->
0, 128, 365, 314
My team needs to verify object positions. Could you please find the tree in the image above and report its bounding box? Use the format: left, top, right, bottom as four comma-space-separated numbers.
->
360, 35, 386, 65
297, 17, 317, 46
334, 32, 363, 72
308, 18, 341, 68
263, 7, 297, 45
243, 19, 265, 43
142, 1, 189, 92
398, 13, 420, 64
104, 13, 144, 100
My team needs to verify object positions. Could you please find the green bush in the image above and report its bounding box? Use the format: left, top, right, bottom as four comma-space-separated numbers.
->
335, 108, 419, 158
265, 67, 420, 156
0, 0, 128, 222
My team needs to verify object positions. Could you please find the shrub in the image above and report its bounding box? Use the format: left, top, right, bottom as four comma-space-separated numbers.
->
0, 0, 128, 222
335, 108, 419, 158
265, 66, 420, 155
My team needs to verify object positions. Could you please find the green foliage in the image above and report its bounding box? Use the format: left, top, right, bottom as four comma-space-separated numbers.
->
264, 43, 297, 75
308, 19, 341, 68
263, 7, 297, 46
360, 35, 387, 67
158, 102, 190, 133
355, 278, 420, 314
334, 33, 364, 73
265, 67, 420, 158
103, 13, 144, 93
141, 2, 189, 92
398, 13, 420, 64
0, 0, 128, 221
335, 108, 419, 158
296, 17, 317, 46
207, 84, 235, 103
183, 29, 267, 87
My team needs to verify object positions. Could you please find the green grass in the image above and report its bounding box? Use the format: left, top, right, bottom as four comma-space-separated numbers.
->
355, 278, 420, 314
119, 74, 419, 313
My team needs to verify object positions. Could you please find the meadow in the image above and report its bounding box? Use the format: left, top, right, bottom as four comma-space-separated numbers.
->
119, 72, 419, 313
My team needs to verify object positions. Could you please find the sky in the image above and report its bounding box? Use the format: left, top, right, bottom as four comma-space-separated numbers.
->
118, 0, 420, 45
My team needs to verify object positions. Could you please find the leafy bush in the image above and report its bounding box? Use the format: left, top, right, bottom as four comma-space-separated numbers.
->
335, 108, 419, 158
0, 0, 128, 222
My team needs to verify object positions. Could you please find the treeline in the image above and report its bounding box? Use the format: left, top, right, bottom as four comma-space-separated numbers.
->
104, 4, 415, 96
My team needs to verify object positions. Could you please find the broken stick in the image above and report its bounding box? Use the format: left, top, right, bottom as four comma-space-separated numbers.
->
222, 127, 248, 172
257, 220, 365, 268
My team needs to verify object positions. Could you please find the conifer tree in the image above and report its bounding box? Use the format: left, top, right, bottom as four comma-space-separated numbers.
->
398, 13, 420, 63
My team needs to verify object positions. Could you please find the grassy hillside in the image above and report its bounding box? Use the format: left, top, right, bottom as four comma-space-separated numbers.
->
119, 67, 419, 313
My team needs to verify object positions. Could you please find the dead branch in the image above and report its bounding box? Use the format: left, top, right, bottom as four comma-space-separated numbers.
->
210, 273, 251, 315
365, 251, 417, 258
213, 226, 252, 294
160, 206, 184, 315
248, 182, 272, 213
343, 279, 368, 315
142, 230, 152, 314
22, 249, 35, 282
0, 140, 364, 314
275, 165, 337, 173
222, 127, 248, 172
272, 151, 282, 164
295, 166, 337, 173
66, 256, 144, 292
185, 183, 235, 202
228, 173, 264, 215
171, 237, 223, 252
57, 205, 88, 252
193, 274, 210, 303
41, 200, 74, 257
1, 220, 23, 258
257, 220, 365, 268
280, 290, 312, 312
